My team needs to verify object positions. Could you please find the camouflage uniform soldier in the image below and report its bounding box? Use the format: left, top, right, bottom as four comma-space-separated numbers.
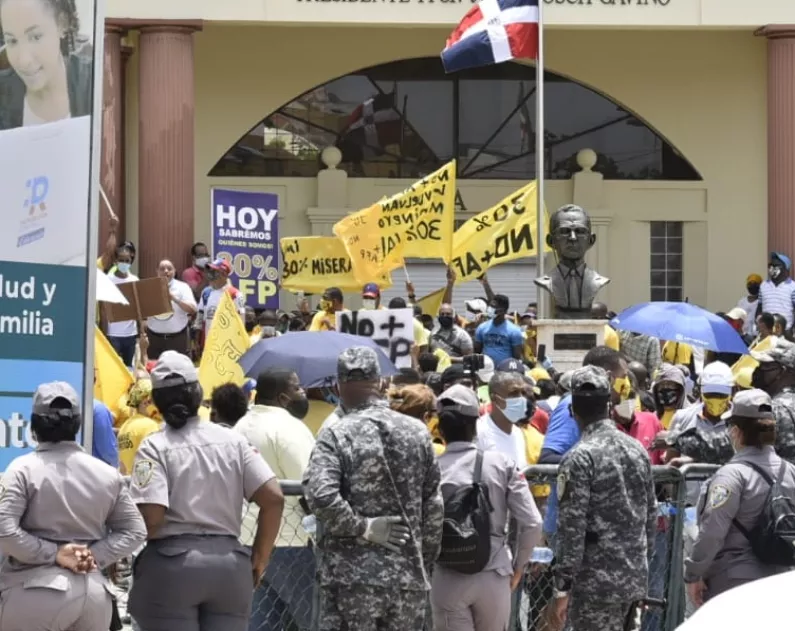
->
549, 366, 657, 631
669, 340, 795, 465
302, 346, 444, 631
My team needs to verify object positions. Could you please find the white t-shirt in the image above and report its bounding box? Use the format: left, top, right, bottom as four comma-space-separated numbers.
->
736, 295, 759, 336
475, 413, 528, 469
198, 285, 246, 335
107, 272, 138, 338
146, 278, 196, 334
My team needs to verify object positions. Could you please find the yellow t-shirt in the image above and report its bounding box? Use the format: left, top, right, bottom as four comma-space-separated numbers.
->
304, 399, 335, 437
662, 341, 693, 366
117, 414, 161, 475
604, 325, 620, 351
309, 311, 336, 332
414, 318, 429, 347
521, 425, 551, 498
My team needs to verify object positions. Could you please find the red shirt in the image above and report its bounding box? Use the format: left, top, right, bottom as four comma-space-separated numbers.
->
617, 411, 664, 464
482, 403, 550, 434
181, 266, 205, 292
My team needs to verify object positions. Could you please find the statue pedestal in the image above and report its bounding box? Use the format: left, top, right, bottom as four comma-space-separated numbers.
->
535, 319, 606, 373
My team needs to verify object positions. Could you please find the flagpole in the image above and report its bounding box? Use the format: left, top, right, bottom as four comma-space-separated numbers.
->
535, 0, 546, 318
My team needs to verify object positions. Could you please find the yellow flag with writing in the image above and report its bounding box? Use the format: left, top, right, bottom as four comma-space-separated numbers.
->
94, 327, 134, 420
280, 236, 392, 293
334, 160, 457, 283
198, 291, 251, 397
451, 181, 552, 283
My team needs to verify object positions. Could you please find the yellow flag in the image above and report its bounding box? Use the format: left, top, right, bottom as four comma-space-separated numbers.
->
280, 236, 392, 293
334, 160, 457, 283
93, 327, 134, 419
416, 287, 447, 317
451, 181, 552, 283
732, 335, 774, 382
198, 291, 250, 397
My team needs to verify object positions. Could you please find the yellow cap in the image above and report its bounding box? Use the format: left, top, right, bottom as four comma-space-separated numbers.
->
530, 367, 551, 382
746, 273, 762, 285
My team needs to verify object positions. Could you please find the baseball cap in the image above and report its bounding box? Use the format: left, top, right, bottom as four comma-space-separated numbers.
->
771, 252, 792, 271
477, 355, 495, 384
530, 366, 552, 382
726, 307, 747, 322
497, 358, 525, 374
207, 258, 232, 275
746, 273, 762, 285
150, 351, 199, 389
722, 389, 774, 421
751, 338, 795, 370
699, 361, 734, 395
558, 370, 575, 393
337, 346, 381, 383
569, 366, 611, 397
362, 283, 380, 298
465, 298, 488, 314
32, 381, 81, 416
437, 384, 481, 418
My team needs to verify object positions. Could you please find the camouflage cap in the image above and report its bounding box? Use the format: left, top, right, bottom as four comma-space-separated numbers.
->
751, 338, 795, 370
570, 365, 611, 397
558, 370, 575, 392
723, 388, 774, 421
337, 346, 381, 383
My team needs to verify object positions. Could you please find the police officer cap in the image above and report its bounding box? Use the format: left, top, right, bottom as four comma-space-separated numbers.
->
752, 338, 795, 371
570, 366, 611, 397
32, 381, 80, 416
437, 384, 480, 418
722, 388, 774, 421
150, 351, 199, 390
337, 346, 381, 383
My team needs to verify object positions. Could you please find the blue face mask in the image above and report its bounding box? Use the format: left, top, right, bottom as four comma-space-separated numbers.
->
501, 396, 527, 424
117, 262, 131, 274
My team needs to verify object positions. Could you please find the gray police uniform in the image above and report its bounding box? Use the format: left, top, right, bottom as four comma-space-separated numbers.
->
685, 389, 795, 600
0, 382, 147, 631
303, 346, 444, 631
128, 353, 276, 631
554, 367, 657, 631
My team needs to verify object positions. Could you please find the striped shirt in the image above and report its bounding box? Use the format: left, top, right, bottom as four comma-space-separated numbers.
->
759, 278, 795, 329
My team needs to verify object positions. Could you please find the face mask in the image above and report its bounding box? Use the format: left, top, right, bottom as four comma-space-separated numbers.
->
286, 396, 310, 420
362, 299, 376, 310
194, 257, 210, 268
521, 397, 537, 423
500, 396, 527, 424
319, 299, 333, 313
438, 315, 454, 329
747, 283, 760, 296
614, 397, 636, 421
657, 388, 679, 408
117, 262, 131, 274
486, 307, 496, 319
612, 376, 631, 401
769, 265, 782, 280
702, 395, 730, 418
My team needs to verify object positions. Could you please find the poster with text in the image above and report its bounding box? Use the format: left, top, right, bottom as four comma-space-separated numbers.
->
338, 308, 414, 369
212, 188, 280, 310
0, 0, 102, 470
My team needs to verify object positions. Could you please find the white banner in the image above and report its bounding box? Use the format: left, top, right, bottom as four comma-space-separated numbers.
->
338, 308, 414, 369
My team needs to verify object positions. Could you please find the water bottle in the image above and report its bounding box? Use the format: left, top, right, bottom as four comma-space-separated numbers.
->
302, 514, 317, 536
530, 547, 554, 564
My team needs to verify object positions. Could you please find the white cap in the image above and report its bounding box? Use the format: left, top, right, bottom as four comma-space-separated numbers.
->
477, 355, 495, 383
465, 298, 488, 315
726, 307, 747, 322
699, 361, 734, 395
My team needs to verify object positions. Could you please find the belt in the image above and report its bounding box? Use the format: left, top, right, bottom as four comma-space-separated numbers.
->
146, 325, 188, 339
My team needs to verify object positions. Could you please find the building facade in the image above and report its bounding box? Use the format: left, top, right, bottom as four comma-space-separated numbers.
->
102, 0, 795, 313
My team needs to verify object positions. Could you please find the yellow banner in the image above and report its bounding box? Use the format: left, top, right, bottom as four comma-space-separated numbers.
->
415, 287, 447, 317
280, 236, 392, 293
94, 327, 134, 420
198, 291, 250, 397
450, 181, 552, 283
334, 160, 457, 283
732, 335, 774, 382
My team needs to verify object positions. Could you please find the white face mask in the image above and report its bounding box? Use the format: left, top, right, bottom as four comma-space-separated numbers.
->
769, 265, 782, 280
614, 398, 636, 421
194, 256, 210, 268
362, 299, 376, 310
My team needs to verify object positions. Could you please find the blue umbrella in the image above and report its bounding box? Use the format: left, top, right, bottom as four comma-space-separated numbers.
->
610, 302, 748, 355
239, 331, 398, 387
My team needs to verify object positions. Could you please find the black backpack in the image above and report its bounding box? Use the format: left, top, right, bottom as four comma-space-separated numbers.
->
734, 461, 795, 566
437, 450, 493, 574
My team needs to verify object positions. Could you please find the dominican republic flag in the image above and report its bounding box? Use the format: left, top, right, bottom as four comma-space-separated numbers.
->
441, 0, 539, 74
337, 92, 402, 162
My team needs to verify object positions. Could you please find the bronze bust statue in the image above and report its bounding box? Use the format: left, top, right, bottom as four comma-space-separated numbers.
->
534, 204, 610, 319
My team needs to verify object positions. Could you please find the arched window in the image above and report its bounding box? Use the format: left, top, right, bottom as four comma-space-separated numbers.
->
210, 57, 700, 181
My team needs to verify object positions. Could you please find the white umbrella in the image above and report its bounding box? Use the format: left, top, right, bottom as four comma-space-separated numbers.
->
676, 570, 795, 630
96, 270, 128, 305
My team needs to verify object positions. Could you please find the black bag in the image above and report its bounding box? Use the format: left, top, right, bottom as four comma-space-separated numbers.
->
734, 460, 795, 566
437, 450, 493, 574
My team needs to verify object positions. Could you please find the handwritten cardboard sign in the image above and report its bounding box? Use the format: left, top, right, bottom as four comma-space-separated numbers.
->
338, 307, 414, 369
